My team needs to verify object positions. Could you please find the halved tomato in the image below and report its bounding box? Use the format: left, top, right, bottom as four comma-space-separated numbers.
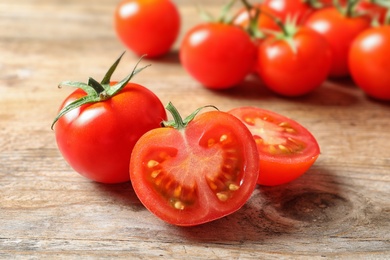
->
129, 103, 259, 226
228, 107, 320, 186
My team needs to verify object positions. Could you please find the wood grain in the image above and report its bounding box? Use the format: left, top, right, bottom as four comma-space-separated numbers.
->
1, 0, 389, 258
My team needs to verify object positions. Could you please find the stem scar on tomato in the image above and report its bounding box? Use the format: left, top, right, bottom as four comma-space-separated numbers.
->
51, 52, 150, 130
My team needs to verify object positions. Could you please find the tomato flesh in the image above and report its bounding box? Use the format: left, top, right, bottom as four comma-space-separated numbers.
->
228, 107, 320, 186
130, 111, 259, 226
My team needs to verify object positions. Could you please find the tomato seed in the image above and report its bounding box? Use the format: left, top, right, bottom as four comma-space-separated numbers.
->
216, 192, 229, 202
147, 160, 159, 168
173, 200, 185, 210
228, 183, 239, 191
220, 134, 228, 142
278, 144, 290, 153
222, 172, 234, 181
244, 117, 255, 125
159, 152, 170, 160
208, 138, 216, 147
151, 169, 161, 178
255, 137, 263, 144
278, 121, 291, 127
173, 186, 182, 197
269, 145, 277, 154
208, 180, 218, 190
285, 128, 296, 133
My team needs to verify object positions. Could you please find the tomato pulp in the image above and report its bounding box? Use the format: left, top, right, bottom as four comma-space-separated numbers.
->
229, 107, 320, 186
130, 105, 259, 226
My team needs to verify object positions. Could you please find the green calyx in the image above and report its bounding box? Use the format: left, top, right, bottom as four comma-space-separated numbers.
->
333, 0, 361, 17
198, 0, 237, 24
274, 17, 300, 53
239, 0, 298, 50
303, 0, 325, 9
51, 52, 150, 130
162, 102, 218, 130
372, 0, 390, 25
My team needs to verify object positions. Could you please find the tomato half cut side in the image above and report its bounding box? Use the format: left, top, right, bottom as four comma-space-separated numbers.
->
130, 107, 259, 226
228, 107, 320, 186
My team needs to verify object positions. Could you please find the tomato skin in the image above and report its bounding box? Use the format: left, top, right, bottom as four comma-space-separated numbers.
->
349, 26, 390, 101
179, 23, 257, 89
357, 1, 387, 23
233, 4, 280, 32
228, 107, 320, 186
305, 7, 371, 77
257, 27, 332, 96
130, 110, 259, 226
55, 83, 167, 183
262, 0, 315, 25
114, 0, 180, 58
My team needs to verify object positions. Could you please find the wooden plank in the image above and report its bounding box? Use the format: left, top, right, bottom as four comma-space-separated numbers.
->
1, 0, 389, 258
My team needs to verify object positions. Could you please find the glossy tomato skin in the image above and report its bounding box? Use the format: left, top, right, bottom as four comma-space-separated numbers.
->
305, 7, 371, 77
262, 0, 315, 25
180, 23, 257, 89
228, 107, 320, 186
257, 27, 332, 96
114, 0, 180, 58
349, 26, 390, 101
55, 83, 167, 183
130, 111, 259, 226
233, 4, 280, 32
357, 1, 387, 23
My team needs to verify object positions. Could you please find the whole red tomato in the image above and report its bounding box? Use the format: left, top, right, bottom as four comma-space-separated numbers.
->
130, 103, 259, 226
53, 54, 167, 183
229, 106, 320, 186
349, 25, 390, 101
114, 0, 180, 58
180, 23, 257, 89
305, 7, 371, 77
257, 26, 332, 96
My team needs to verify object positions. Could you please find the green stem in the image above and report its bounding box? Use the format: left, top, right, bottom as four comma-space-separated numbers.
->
165, 102, 186, 130
51, 52, 149, 130
240, 0, 288, 36
333, 0, 343, 13
345, 0, 360, 17
162, 102, 219, 130
304, 0, 324, 9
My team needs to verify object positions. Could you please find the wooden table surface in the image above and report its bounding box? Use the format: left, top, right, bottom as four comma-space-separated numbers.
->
1, 0, 389, 258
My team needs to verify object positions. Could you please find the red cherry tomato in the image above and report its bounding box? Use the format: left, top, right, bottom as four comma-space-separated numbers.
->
349, 25, 390, 101
53, 55, 167, 183
233, 3, 280, 32
130, 103, 259, 226
114, 0, 180, 58
179, 23, 257, 89
261, 0, 316, 25
305, 7, 371, 77
357, 1, 388, 23
228, 107, 320, 186
257, 27, 332, 96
